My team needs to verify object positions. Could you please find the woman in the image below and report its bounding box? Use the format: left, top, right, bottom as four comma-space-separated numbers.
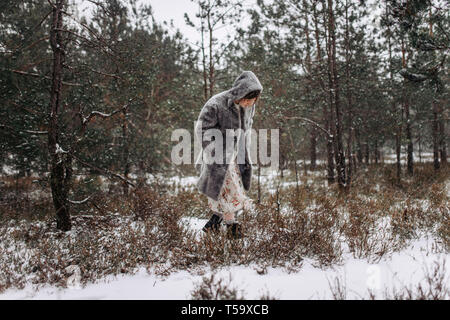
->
194, 71, 263, 239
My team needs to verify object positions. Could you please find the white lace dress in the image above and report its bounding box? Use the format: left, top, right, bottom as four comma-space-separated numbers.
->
207, 103, 255, 218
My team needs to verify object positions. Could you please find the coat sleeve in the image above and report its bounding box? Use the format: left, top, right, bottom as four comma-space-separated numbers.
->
194, 103, 220, 173
195, 103, 219, 150
245, 105, 256, 164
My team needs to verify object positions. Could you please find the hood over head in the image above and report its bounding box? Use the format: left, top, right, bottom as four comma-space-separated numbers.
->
227, 71, 263, 103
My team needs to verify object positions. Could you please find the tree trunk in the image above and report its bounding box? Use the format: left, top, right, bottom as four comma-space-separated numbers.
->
200, 18, 208, 100
428, 8, 446, 167
327, 0, 346, 189
48, 0, 71, 231
432, 100, 440, 170
257, 163, 261, 204
304, 3, 316, 172
345, 0, 353, 186
405, 90, 413, 175
374, 139, 379, 165
401, 38, 413, 176
438, 103, 447, 165
418, 128, 422, 163
396, 99, 403, 182
314, 6, 335, 183
122, 109, 130, 195
355, 128, 363, 164
326, 132, 335, 183
287, 123, 300, 195
207, 10, 214, 98
310, 128, 317, 170
395, 128, 402, 182
386, 3, 401, 182
364, 142, 369, 164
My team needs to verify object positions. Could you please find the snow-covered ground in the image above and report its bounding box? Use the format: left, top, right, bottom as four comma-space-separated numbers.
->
1, 216, 447, 300
1, 160, 448, 300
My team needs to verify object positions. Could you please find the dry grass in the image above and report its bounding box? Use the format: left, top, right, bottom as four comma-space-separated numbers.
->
190, 273, 246, 300
378, 258, 449, 300
0, 162, 448, 296
190, 273, 278, 300
0, 176, 53, 221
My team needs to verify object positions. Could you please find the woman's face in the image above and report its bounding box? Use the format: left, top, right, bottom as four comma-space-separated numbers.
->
236, 97, 257, 108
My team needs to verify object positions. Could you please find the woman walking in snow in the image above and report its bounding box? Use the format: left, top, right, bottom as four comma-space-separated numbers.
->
194, 71, 263, 239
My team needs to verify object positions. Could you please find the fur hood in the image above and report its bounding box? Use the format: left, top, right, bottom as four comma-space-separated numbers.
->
226, 70, 263, 103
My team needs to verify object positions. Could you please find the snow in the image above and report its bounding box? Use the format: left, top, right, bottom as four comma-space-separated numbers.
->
383, 152, 446, 164
0, 233, 447, 300
1, 213, 448, 300
1, 158, 448, 300
179, 216, 208, 241
167, 176, 198, 188
446, 180, 450, 198
55, 143, 68, 154
2, 164, 19, 175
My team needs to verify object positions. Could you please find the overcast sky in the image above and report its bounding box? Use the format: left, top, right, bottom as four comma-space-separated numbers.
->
73, 0, 256, 48
150, 0, 200, 44
141, 0, 381, 48
75, 0, 381, 50
149, 0, 256, 47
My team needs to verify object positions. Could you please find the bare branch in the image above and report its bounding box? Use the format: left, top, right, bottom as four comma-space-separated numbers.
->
3, 69, 46, 78
82, 102, 131, 125
283, 115, 332, 138
60, 11, 119, 58
17, 58, 53, 73
212, 3, 241, 27
47, 0, 56, 9
75, 63, 123, 80
70, 152, 136, 188
54, 28, 117, 59
68, 195, 92, 204
0, 124, 48, 135
37, 10, 53, 29
23, 130, 48, 135
3, 36, 50, 57
87, 0, 114, 16
2, 68, 103, 87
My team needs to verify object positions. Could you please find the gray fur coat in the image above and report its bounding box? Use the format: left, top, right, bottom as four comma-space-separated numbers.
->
194, 71, 263, 201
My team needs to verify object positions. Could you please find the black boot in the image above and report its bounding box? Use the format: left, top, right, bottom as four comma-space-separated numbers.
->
202, 213, 223, 233
226, 222, 243, 239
